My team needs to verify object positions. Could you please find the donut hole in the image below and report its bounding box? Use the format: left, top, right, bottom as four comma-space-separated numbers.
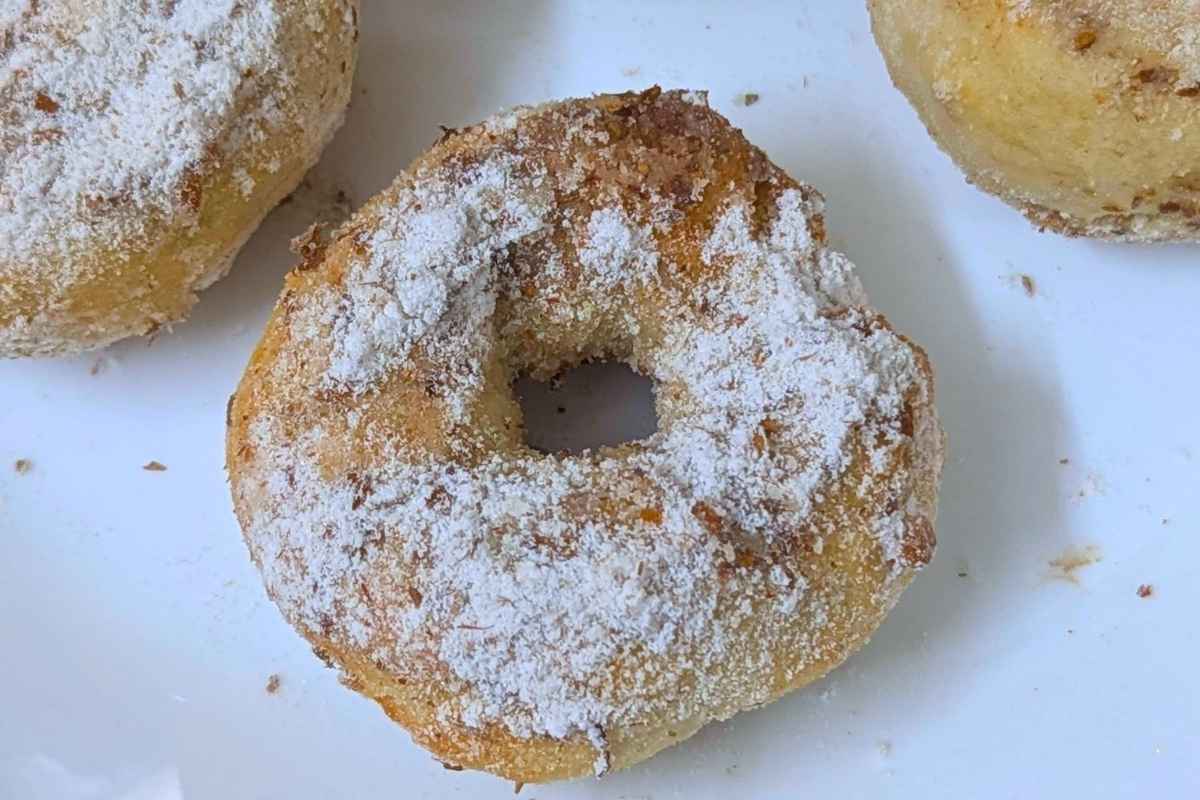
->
513, 360, 658, 454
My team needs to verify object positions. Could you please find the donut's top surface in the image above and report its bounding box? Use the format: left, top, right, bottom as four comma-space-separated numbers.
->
1008, 1, 1200, 85
0, 0, 352, 277
1012, 0, 1200, 77
229, 90, 942, 764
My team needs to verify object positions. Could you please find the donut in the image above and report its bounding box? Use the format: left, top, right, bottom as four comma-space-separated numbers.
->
0, 0, 360, 357
869, 0, 1200, 241
226, 88, 945, 783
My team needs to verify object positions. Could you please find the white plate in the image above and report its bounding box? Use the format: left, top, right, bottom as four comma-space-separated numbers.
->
2, 2, 1198, 798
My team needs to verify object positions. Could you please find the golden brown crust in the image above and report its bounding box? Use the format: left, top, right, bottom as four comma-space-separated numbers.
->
0, 0, 360, 357
869, 0, 1200, 242
227, 89, 944, 783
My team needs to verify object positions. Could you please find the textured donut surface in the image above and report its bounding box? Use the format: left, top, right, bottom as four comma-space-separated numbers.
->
869, 0, 1200, 241
0, 0, 359, 357
227, 89, 944, 783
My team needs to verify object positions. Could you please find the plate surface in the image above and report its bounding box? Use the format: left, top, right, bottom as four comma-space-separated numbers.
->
2, 2, 1198, 798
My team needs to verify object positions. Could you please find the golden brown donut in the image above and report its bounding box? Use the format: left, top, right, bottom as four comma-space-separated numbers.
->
0, 0, 359, 357
227, 88, 945, 783
869, 0, 1200, 241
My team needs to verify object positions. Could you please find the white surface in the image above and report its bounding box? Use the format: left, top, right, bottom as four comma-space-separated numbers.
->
2, 2, 1198, 798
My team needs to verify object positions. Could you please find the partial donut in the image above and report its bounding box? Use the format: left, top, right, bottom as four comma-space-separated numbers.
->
0, 0, 360, 357
227, 89, 945, 783
869, 0, 1200, 241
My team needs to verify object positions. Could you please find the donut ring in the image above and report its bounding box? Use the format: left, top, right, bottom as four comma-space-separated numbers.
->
0, 0, 359, 357
227, 89, 945, 783
869, 0, 1200, 241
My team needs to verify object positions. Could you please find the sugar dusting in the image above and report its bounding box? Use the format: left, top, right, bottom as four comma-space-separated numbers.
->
236, 91, 941, 772
1, 0, 286, 269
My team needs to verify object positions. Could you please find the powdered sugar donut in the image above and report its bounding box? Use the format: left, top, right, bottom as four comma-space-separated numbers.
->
869, 0, 1200, 241
0, 0, 359, 357
227, 89, 945, 783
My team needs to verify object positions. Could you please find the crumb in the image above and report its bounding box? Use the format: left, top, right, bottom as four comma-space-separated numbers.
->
1059, 458, 1070, 465
437, 760, 463, 771
1048, 544, 1102, 585
877, 740, 893, 758
142, 461, 168, 472
621, 66, 641, 77
1161, 517, 1170, 526
265, 674, 281, 694
513, 781, 524, 795
90, 358, 106, 376
13, 459, 32, 474
742, 92, 760, 106
556, 406, 566, 414
1137, 584, 1153, 598
1020, 274, 1036, 297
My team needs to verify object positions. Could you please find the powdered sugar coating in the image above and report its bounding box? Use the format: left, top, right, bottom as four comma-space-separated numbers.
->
3, 0, 287, 267
1, 0, 359, 356
231, 90, 942, 775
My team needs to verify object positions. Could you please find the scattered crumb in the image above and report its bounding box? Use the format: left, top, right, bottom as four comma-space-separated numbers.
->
741, 92, 760, 106
1137, 584, 1153, 598
818, 685, 838, 704
1058, 458, 1070, 465
89, 358, 106, 376
1047, 545, 1102, 585
142, 461, 168, 472
1161, 517, 1170, 526
620, 66, 641, 77
1001, 272, 1038, 297
13, 459, 32, 474
265, 674, 281, 694
877, 740, 893, 758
